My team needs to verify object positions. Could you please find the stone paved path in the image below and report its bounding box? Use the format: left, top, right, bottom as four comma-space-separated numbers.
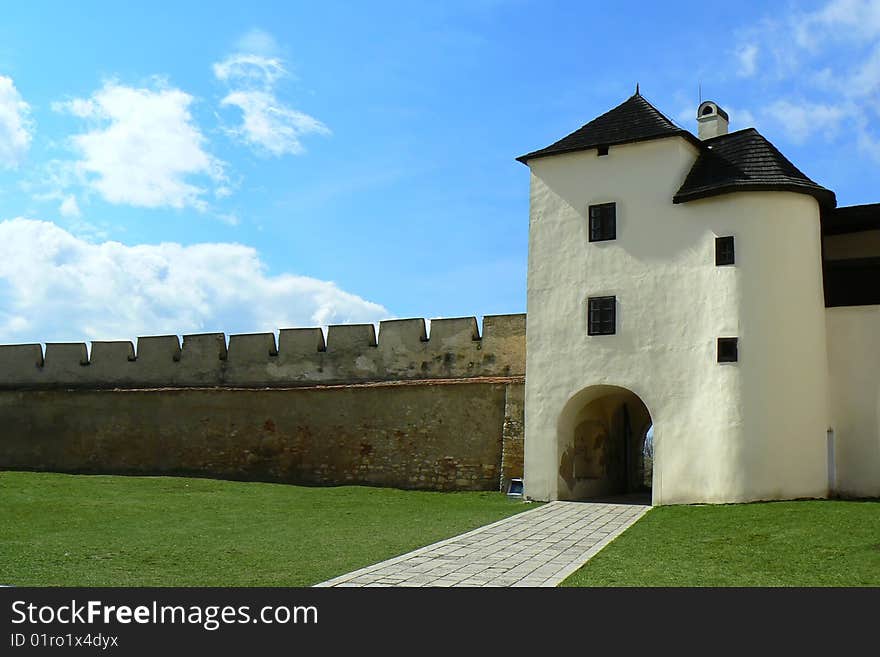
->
316, 500, 650, 588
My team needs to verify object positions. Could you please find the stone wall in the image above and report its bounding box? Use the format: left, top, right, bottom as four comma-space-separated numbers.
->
499, 384, 524, 492
0, 314, 525, 389
0, 315, 526, 492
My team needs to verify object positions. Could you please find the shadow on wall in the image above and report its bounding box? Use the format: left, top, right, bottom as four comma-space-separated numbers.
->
556, 384, 653, 501
531, 139, 704, 266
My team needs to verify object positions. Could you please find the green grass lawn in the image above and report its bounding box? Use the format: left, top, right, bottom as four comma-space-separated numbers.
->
562, 499, 880, 586
0, 471, 532, 587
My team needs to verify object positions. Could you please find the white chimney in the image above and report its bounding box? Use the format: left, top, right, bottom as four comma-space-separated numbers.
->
697, 100, 729, 140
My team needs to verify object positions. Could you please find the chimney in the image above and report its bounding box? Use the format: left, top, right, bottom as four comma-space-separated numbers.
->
697, 100, 729, 140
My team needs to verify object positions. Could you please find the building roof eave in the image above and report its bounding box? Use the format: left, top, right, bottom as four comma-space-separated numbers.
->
515, 92, 699, 166
516, 130, 700, 165
673, 183, 837, 209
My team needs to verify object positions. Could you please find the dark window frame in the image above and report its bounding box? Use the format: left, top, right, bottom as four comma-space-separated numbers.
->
588, 296, 616, 336
717, 337, 738, 363
716, 236, 735, 266
589, 202, 616, 242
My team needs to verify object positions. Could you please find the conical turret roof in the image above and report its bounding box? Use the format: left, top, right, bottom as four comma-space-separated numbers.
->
516, 92, 698, 163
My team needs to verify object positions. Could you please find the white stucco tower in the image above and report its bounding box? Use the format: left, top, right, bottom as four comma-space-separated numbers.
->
518, 91, 835, 505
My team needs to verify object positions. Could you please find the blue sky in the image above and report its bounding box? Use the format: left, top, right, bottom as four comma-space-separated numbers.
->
0, 0, 878, 343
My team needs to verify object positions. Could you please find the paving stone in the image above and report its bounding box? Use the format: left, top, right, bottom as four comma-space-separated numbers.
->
315, 500, 650, 588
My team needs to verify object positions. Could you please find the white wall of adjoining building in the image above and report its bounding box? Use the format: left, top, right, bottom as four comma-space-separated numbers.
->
524, 136, 831, 505
826, 306, 880, 498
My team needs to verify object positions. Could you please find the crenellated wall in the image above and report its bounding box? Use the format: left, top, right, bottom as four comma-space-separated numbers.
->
0, 314, 525, 389
0, 314, 526, 493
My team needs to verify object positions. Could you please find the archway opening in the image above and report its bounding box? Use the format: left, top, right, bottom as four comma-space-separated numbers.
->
557, 385, 653, 501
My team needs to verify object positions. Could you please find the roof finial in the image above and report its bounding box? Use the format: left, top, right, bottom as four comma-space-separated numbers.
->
635, 83, 640, 96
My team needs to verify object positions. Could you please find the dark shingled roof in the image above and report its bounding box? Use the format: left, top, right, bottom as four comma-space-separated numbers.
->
517, 93, 837, 208
673, 128, 836, 208
822, 203, 880, 235
516, 92, 699, 163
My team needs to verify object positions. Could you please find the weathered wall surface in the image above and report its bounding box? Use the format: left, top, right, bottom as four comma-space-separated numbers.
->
0, 314, 526, 492
0, 379, 523, 491
0, 314, 525, 389
499, 384, 524, 492
826, 306, 880, 498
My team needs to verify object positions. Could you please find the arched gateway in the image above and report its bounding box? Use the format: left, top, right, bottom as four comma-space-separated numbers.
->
557, 385, 653, 501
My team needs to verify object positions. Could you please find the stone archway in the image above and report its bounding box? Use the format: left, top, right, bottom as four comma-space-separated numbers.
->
557, 385, 653, 501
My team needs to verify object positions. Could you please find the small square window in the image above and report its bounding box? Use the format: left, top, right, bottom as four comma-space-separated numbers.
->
588, 296, 616, 335
717, 337, 738, 363
716, 236, 735, 266
597, 145, 609, 156
589, 203, 616, 242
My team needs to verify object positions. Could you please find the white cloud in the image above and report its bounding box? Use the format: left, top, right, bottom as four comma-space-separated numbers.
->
55, 81, 225, 210
214, 34, 329, 156
761, 100, 849, 143
734, 2, 880, 81
216, 211, 240, 226
52, 97, 97, 118
795, 0, 880, 46
730, 1, 880, 157
0, 217, 389, 343
848, 42, 880, 97
728, 107, 757, 130
857, 128, 880, 159
213, 54, 287, 87
59, 195, 81, 218
0, 75, 33, 169
220, 90, 329, 156
736, 43, 760, 77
